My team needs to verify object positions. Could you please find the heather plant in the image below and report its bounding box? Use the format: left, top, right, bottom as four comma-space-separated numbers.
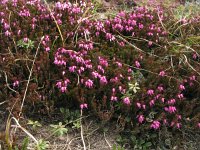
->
0, 1, 199, 144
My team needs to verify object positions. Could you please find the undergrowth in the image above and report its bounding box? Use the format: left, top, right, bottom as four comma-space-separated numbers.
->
0, 0, 199, 149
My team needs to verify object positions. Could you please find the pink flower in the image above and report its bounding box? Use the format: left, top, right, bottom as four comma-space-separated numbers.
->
148, 41, 153, 46
137, 115, 144, 124
155, 94, 161, 100
92, 71, 100, 78
19, 9, 30, 17
98, 57, 108, 67
163, 119, 168, 125
157, 86, 164, 92
123, 97, 131, 105
111, 96, 118, 101
106, 33, 115, 41
136, 102, 141, 109
119, 41, 125, 47
167, 99, 176, 105
3, 23, 9, 30
179, 84, 185, 91
32, 24, 35, 29
193, 53, 197, 60
45, 35, 50, 41
78, 67, 85, 74
80, 103, 88, 109
112, 88, 116, 93
198, 123, 200, 128
119, 86, 122, 91
189, 82, 194, 86
69, 66, 77, 72
5, 30, 11, 36
98, 65, 105, 73
171, 121, 175, 127
42, 41, 46, 46
85, 79, 93, 88
176, 123, 181, 129
118, 11, 126, 17
64, 79, 70, 86
13, 80, 19, 87
17, 30, 21, 35
176, 115, 182, 120
56, 81, 62, 88
61, 86, 67, 93
189, 75, 196, 81
147, 89, 154, 96
177, 94, 184, 99
135, 61, 140, 68
110, 77, 119, 83
164, 106, 176, 114
116, 61, 122, 68
45, 47, 50, 52
100, 76, 108, 85
151, 121, 160, 130
159, 71, 165, 77
147, 32, 153, 36
149, 99, 155, 107
128, 68, 132, 73
138, 23, 144, 29
96, 32, 100, 36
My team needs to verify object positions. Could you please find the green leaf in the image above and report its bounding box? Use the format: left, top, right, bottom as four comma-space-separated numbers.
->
36, 139, 49, 150
22, 137, 29, 150
143, 147, 147, 150
60, 108, 65, 113
150, 134, 157, 138
131, 135, 136, 142
112, 144, 116, 150
27, 120, 42, 130
125, 117, 131, 122
144, 142, 152, 147
165, 139, 171, 146
50, 122, 68, 136
140, 139, 145, 145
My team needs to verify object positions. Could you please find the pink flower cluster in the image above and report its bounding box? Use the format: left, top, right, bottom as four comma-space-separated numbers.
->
80, 103, 88, 109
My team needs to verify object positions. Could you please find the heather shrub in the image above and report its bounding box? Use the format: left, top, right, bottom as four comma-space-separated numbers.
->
0, 0, 199, 132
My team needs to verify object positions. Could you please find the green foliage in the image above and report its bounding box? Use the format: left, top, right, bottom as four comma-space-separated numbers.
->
35, 139, 49, 150
60, 108, 80, 124
50, 122, 68, 137
116, 131, 158, 149
14, 137, 29, 150
131, 135, 152, 150
173, 2, 200, 20
17, 39, 35, 50
21, 137, 29, 150
112, 144, 125, 150
72, 120, 81, 129
27, 120, 42, 130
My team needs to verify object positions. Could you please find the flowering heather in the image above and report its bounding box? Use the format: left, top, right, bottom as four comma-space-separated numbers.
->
0, 0, 199, 133
151, 121, 160, 130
